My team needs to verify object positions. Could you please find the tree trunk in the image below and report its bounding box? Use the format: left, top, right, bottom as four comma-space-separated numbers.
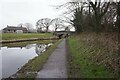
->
46, 26, 49, 32
55, 28, 57, 32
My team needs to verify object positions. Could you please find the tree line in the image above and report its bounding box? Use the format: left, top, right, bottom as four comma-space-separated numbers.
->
17, 18, 71, 33
17, 0, 120, 34
36, 18, 73, 33
58, 0, 120, 33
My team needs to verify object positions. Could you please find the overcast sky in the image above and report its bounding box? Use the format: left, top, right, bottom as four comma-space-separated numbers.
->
0, 0, 118, 30
0, 0, 69, 29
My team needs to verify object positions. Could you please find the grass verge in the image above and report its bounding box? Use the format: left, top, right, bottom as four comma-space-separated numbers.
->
2, 40, 57, 47
2, 33, 54, 40
13, 39, 61, 79
67, 35, 116, 78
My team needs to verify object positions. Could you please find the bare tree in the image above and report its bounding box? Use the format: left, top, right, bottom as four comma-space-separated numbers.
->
102, 2, 117, 32
57, 0, 88, 33
87, 0, 110, 31
24, 23, 34, 32
36, 18, 52, 32
36, 22, 43, 33
51, 18, 64, 32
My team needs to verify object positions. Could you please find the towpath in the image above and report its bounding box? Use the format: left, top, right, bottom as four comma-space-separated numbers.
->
36, 39, 67, 78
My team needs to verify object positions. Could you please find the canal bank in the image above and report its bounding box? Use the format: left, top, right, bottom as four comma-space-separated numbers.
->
1, 37, 59, 44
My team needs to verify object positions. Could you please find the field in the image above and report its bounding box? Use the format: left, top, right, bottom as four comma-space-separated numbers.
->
67, 32, 118, 78
2, 33, 54, 40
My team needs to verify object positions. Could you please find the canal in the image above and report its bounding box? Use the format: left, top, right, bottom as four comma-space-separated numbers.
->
0, 41, 54, 78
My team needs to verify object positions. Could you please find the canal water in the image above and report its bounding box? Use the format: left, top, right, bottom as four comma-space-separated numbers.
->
0, 42, 53, 78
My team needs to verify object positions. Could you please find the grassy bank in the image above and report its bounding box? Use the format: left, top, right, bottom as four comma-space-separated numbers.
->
2, 40, 57, 47
2, 33, 54, 40
14, 39, 61, 79
67, 32, 118, 78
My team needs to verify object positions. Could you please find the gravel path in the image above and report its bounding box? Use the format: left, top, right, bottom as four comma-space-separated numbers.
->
36, 39, 67, 78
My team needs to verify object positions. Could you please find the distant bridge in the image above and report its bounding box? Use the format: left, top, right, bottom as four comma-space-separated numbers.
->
53, 31, 75, 39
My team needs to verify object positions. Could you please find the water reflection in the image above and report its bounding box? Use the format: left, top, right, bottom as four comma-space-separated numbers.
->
36, 44, 47, 55
4, 43, 53, 56
1, 42, 53, 78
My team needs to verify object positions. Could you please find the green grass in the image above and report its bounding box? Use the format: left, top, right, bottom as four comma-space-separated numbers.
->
14, 39, 62, 79
2, 40, 57, 47
67, 37, 115, 78
2, 33, 54, 40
